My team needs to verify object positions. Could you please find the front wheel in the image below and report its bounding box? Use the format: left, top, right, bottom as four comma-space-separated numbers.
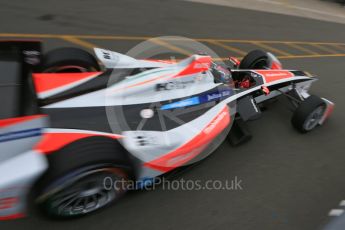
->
291, 95, 326, 133
40, 47, 100, 73
239, 50, 269, 69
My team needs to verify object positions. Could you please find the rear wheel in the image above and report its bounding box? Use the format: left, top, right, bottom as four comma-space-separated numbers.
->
40, 47, 100, 73
38, 165, 128, 218
239, 50, 269, 69
291, 95, 326, 133
34, 137, 132, 218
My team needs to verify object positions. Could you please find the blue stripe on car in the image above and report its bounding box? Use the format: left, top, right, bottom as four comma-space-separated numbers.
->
160, 88, 232, 110
0, 128, 42, 143
161, 97, 200, 110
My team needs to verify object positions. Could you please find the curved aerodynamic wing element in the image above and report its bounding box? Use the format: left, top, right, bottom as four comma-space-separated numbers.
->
267, 52, 283, 70
94, 48, 173, 69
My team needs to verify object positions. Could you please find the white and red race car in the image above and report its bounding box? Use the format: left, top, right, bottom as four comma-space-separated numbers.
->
0, 41, 334, 219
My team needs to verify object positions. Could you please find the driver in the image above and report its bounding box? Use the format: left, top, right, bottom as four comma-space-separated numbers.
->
211, 63, 232, 84
238, 76, 252, 89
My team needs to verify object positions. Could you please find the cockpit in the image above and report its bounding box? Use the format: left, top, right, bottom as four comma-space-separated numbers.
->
210, 62, 257, 90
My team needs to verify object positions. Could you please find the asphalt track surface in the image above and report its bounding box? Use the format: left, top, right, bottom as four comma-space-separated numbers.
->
0, 0, 345, 230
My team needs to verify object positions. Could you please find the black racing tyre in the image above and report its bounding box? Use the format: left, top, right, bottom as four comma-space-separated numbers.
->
40, 47, 100, 73
34, 137, 133, 218
291, 95, 326, 133
239, 50, 269, 69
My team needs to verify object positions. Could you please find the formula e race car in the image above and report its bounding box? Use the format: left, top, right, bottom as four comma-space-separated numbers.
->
0, 41, 334, 219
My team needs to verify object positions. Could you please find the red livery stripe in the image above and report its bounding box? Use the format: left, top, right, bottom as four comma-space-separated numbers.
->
144, 59, 176, 64
33, 72, 101, 93
0, 197, 19, 210
35, 131, 122, 154
0, 213, 25, 221
0, 115, 46, 128
174, 56, 212, 78
271, 61, 283, 70
144, 106, 230, 172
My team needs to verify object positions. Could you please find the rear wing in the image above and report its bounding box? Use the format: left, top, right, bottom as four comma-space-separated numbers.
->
0, 41, 42, 119
94, 48, 174, 69
0, 41, 48, 220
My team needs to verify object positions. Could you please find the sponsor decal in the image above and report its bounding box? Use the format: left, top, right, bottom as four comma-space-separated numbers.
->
0, 187, 25, 220
160, 88, 232, 110
161, 97, 200, 110
256, 70, 294, 83
0, 197, 19, 210
194, 74, 203, 82
156, 79, 195, 91
194, 63, 210, 69
174, 56, 212, 78
264, 73, 288, 77
199, 89, 232, 103
134, 134, 158, 147
23, 50, 40, 65
102, 50, 113, 60
203, 110, 228, 134
166, 146, 204, 167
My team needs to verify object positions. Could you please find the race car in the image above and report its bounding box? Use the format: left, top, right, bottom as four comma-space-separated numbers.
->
0, 41, 334, 219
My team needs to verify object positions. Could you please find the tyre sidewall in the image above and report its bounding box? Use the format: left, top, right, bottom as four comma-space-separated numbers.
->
291, 95, 326, 133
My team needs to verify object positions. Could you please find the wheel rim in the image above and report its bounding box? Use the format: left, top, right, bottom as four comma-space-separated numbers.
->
251, 58, 268, 69
43, 65, 94, 73
303, 105, 326, 131
43, 168, 127, 217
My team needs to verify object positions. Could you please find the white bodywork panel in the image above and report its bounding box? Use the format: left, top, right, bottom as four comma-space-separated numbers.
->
94, 48, 173, 69
0, 116, 48, 219
44, 54, 219, 108
0, 150, 47, 218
